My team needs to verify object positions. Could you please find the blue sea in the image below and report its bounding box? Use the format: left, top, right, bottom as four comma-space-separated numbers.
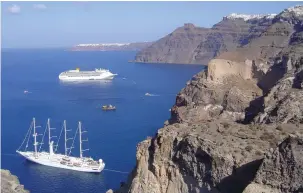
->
1, 49, 204, 193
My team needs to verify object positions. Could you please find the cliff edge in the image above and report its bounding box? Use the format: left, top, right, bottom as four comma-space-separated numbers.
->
1, 170, 29, 193
107, 5, 303, 193
134, 12, 276, 65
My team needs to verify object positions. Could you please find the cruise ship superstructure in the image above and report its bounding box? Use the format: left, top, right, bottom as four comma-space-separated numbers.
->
59, 68, 117, 81
16, 118, 105, 173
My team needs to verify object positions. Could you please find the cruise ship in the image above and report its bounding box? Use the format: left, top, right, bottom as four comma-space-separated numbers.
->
59, 68, 117, 81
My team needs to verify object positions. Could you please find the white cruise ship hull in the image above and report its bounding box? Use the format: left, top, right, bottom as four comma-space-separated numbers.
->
17, 151, 105, 173
59, 70, 117, 81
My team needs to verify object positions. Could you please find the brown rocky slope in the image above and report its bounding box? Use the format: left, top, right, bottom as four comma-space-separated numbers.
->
108, 5, 303, 193
1, 170, 29, 193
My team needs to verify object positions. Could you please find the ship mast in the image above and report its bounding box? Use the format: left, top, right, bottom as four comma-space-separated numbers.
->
64, 120, 73, 156
48, 118, 51, 151
79, 121, 89, 159
79, 121, 82, 158
47, 118, 57, 155
64, 120, 67, 155
33, 118, 38, 158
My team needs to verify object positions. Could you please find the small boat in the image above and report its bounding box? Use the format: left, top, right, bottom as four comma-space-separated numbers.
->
102, 105, 116, 111
145, 93, 152, 96
24, 90, 29, 94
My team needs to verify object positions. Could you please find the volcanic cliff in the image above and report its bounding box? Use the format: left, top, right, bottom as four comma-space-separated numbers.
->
107, 5, 303, 193
1, 170, 29, 193
134, 8, 294, 65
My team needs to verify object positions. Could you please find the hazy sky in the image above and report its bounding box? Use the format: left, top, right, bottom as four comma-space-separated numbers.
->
1, 1, 299, 48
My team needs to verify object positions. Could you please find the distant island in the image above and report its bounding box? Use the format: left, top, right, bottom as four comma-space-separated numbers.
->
133, 11, 287, 65
68, 42, 152, 51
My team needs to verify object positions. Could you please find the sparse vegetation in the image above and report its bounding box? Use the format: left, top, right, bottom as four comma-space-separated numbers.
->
260, 131, 276, 141
276, 125, 283, 131
245, 145, 253, 152
269, 141, 277, 148
281, 131, 287, 136
239, 128, 246, 133
222, 122, 230, 129
259, 131, 278, 149
255, 150, 263, 156
256, 125, 264, 130
241, 150, 246, 156
213, 156, 225, 166
249, 124, 264, 130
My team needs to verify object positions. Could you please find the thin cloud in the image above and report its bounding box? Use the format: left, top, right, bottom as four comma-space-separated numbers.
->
33, 4, 47, 10
8, 4, 21, 14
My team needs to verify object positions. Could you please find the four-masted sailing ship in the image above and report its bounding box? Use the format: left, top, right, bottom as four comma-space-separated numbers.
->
16, 118, 105, 173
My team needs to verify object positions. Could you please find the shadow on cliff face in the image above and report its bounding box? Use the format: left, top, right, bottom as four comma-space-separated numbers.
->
172, 138, 215, 193
257, 57, 287, 93
217, 159, 263, 193
294, 188, 303, 193
148, 136, 157, 172
169, 105, 181, 124
242, 96, 265, 124
242, 57, 290, 124
293, 68, 303, 89
172, 137, 263, 193
243, 58, 303, 124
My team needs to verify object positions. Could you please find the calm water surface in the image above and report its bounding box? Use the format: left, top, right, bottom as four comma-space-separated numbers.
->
1, 49, 204, 193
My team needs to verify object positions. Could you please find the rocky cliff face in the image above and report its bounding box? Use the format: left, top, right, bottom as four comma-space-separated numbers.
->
243, 136, 303, 193
112, 123, 302, 193
1, 170, 29, 193
108, 5, 303, 193
170, 59, 262, 123
135, 23, 210, 64
134, 13, 276, 65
